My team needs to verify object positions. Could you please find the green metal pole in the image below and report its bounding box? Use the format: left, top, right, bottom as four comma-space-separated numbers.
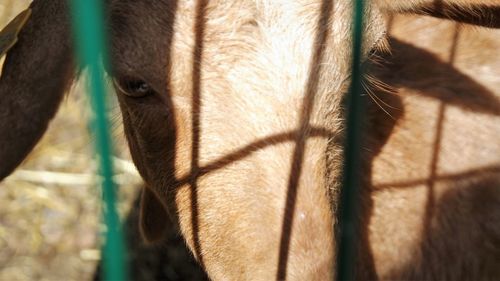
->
69, 1, 127, 280
336, 0, 366, 280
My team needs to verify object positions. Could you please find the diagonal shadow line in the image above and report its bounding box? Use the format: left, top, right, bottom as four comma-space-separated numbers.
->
373, 164, 500, 189
275, 0, 334, 280
190, 0, 208, 269
173, 127, 332, 188
383, 9, 500, 117
385, 38, 500, 116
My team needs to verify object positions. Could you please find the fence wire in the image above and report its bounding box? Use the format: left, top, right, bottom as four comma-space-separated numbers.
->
67, 0, 366, 280
70, 0, 127, 280
18, 0, 367, 280
337, 0, 366, 280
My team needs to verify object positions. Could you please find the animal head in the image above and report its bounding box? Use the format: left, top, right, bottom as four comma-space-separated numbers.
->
1, 0, 497, 279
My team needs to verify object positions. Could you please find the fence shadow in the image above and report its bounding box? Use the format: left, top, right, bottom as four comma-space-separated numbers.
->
188, 0, 208, 269
99, 2, 499, 280
361, 28, 500, 278
384, 175, 500, 279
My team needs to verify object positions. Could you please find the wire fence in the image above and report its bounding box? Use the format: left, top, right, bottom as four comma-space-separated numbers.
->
0, 1, 140, 280
70, 0, 126, 280
69, 0, 366, 280
1, 1, 367, 280
3, 1, 500, 280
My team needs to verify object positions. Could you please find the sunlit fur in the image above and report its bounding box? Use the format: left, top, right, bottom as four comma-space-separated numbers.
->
160, 1, 499, 280
366, 13, 500, 279
166, 2, 383, 279
0, 0, 499, 280
164, 1, 500, 280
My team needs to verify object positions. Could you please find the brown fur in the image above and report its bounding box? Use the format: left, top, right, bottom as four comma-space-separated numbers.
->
363, 13, 500, 280
378, 0, 500, 28
0, 1, 499, 280
0, 0, 74, 179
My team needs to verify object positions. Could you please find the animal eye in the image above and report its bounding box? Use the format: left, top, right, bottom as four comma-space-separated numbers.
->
113, 77, 154, 98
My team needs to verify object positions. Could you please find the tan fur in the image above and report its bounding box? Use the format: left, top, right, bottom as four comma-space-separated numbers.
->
160, 1, 500, 280
167, 2, 383, 279
366, 14, 500, 280
1, 1, 499, 280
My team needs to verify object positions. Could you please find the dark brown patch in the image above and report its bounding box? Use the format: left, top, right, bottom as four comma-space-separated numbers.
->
0, 1, 74, 180
416, 3, 500, 28
107, 0, 181, 245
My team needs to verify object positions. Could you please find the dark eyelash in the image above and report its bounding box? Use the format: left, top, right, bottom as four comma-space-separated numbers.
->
113, 77, 154, 98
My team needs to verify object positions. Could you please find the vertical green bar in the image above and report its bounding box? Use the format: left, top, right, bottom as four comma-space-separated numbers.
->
336, 0, 365, 280
69, 1, 127, 280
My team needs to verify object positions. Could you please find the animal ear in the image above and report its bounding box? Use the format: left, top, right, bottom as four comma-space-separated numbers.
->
139, 187, 169, 243
0, 1, 75, 180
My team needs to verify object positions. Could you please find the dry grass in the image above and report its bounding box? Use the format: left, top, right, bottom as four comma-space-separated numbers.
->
0, 2, 143, 280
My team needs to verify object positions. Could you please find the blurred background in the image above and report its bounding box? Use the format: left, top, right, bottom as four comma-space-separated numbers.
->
0, 1, 141, 280
0, 2, 202, 280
